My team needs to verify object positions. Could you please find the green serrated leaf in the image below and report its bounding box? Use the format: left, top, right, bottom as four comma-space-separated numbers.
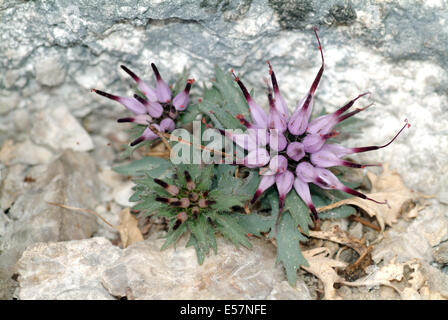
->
187, 216, 216, 265
171, 67, 190, 97
235, 213, 275, 237
132, 198, 164, 213
276, 212, 309, 286
180, 103, 201, 124
213, 65, 251, 117
311, 192, 356, 220
198, 100, 244, 130
196, 165, 214, 191
208, 166, 260, 210
161, 222, 188, 250
113, 156, 173, 177
214, 214, 252, 249
283, 191, 314, 234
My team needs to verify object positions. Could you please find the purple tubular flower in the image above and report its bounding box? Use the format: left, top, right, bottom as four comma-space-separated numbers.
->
232, 70, 268, 129
172, 79, 195, 111
269, 130, 287, 152
269, 155, 288, 174
267, 61, 289, 119
160, 117, 175, 132
133, 94, 164, 118
93, 63, 195, 147
151, 63, 172, 103
120, 65, 158, 102
268, 88, 287, 132
130, 124, 161, 146
117, 114, 152, 125
276, 170, 294, 210
287, 95, 314, 135
287, 28, 325, 135
91, 89, 146, 114
242, 148, 271, 168
310, 148, 381, 168
230, 29, 410, 229
293, 177, 318, 220
251, 175, 276, 204
313, 167, 387, 205
307, 92, 370, 135
222, 128, 268, 151
286, 142, 305, 161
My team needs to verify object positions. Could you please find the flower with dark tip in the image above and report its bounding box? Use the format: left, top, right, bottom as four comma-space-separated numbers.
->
131, 164, 255, 264
153, 170, 216, 230
91, 63, 194, 146
227, 28, 410, 231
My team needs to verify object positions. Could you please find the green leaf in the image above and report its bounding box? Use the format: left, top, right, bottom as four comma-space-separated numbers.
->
283, 191, 314, 234
180, 103, 201, 124
113, 156, 174, 178
214, 214, 252, 249
198, 100, 244, 130
186, 216, 217, 265
161, 222, 188, 250
311, 192, 356, 220
309, 184, 356, 220
276, 212, 309, 286
198, 65, 252, 130
132, 198, 165, 213
196, 164, 214, 191
208, 166, 260, 210
235, 213, 275, 237
213, 65, 251, 117
171, 67, 190, 96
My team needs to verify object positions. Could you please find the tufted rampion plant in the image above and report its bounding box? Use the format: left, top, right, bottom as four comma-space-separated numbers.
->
92, 63, 196, 148
125, 160, 260, 264
198, 28, 410, 285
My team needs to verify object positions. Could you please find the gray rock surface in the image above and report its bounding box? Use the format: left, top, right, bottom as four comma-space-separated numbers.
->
1, 0, 448, 300
1, 0, 446, 197
101, 235, 306, 299
372, 200, 448, 264
0, 150, 101, 298
433, 242, 448, 265
16, 237, 120, 300
16, 235, 312, 300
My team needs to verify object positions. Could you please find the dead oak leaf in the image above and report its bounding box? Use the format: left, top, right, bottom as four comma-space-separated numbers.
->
341, 258, 447, 300
117, 208, 144, 248
309, 226, 373, 281
309, 225, 366, 255
301, 247, 347, 300
317, 164, 429, 231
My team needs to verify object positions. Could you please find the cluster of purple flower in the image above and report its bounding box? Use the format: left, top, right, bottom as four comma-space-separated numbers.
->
92, 63, 194, 146
92, 29, 410, 230
226, 28, 410, 226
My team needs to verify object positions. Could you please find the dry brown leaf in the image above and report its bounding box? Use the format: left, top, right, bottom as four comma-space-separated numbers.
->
309, 225, 365, 255
47, 202, 143, 248
117, 208, 144, 248
317, 164, 429, 231
341, 258, 448, 300
301, 247, 347, 300
309, 225, 373, 281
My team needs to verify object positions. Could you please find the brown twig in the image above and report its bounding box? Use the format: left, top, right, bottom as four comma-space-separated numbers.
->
316, 200, 347, 213
157, 130, 242, 162
145, 151, 171, 158
47, 202, 116, 230
350, 215, 381, 232
351, 244, 373, 268
149, 125, 172, 152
